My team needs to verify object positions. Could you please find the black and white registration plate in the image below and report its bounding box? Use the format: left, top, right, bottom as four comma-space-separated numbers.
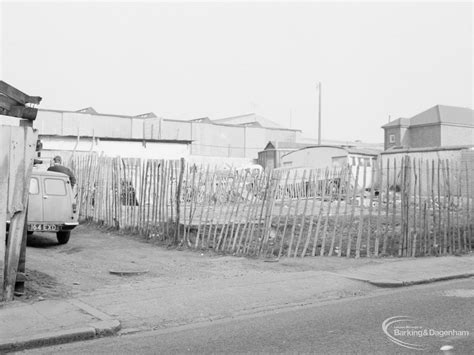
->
28, 224, 58, 232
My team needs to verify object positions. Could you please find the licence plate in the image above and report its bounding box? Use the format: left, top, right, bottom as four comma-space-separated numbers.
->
28, 224, 58, 232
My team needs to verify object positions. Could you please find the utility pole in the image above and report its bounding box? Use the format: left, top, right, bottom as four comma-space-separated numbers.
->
318, 82, 322, 145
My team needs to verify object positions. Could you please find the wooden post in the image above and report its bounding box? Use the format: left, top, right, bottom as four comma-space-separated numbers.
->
182, 164, 189, 244
411, 158, 418, 257
417, 158, 423, 256
205, 168, 219, 248
355, 162, 367, 258
2, 126, 37, 301
329, 167, 347, 256
0, 129, 11, 299
441, 159, 448, 254
389, 158, 397, 256
246, 173, 271, 256
455, 162, 461, 253
365, 162, 376, 257
271, 170, 290, 257
187, 164, 200, 246
213, 169, 233, 249
258, 170, 280, 256
169, 161, 175, 230
145, 160, 153, 234
374, 159, 383, 257
217, 169, 239, 251
243, 172, 266, 255
278, 170, 298, 258
424, 160, 430, 255
232, 170, 254, 253
150, 160, 159, 236
382, 159, 390, 255
311, 169, 329, 256
437, 159, 442, 255
164, 161, 172, 239
425, 160, 431, 254
345, 164, 360, 257
397, 157, 405, 257
195, 166, 210, 248
458, 163, 466, 252
225, 170, 249, 252
404, 156, 412, 257
337, 167, 353, 257
294, 169, 312, 257
287, 170, 306, 257
240, 172, 264, 254
465, 161, 472, 251
302, 169, 321, 257
446, 160, 452, 253
320, 167, 338, 256
430, 160, 437, 254
175, 158, 185, 243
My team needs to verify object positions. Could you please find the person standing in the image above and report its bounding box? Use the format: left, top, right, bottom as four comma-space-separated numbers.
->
47, 155, 76, 188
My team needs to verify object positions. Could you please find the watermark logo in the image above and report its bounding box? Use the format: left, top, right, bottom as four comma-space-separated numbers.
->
382, 316, 470, 351
382, 316, 426, 351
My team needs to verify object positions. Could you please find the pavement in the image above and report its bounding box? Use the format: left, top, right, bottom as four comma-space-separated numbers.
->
0, 299, 120, 353
329, 254, 474, 287
1, 254, 473, 353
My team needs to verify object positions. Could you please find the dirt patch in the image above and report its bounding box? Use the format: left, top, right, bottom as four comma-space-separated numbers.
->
21, 224, 387, 303
22, 269, 72, 301
56, 246, 85, 255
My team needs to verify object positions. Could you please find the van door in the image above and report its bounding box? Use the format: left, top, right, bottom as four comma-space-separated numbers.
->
27, 176, 43, 222
42, 177, 71, 223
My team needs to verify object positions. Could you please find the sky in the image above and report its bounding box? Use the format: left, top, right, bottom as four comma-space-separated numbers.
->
1, 1, 472, 143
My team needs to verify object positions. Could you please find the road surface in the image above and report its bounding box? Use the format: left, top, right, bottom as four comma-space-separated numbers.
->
21, 278, 473, 354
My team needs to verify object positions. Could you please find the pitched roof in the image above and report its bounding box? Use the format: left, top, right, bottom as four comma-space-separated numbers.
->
435, 105, 473, 126
190, 117, 213, 123
134, 112, 157, 118
264, 141, 312, 150
382, 105, 473, 129
76, 107, 98, 114
381, 117, 410, 128
213, 113, 285, 129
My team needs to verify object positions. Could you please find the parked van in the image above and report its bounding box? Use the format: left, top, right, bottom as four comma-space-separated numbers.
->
27, 170, 78, 244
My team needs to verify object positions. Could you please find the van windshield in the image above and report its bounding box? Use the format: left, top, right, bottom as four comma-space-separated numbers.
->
44, 178, 67, 196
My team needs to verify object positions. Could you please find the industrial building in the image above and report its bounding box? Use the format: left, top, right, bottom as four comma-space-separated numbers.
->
33, 108, 301, 166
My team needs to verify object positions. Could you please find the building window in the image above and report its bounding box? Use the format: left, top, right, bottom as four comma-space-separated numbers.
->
389, 134, 395, 144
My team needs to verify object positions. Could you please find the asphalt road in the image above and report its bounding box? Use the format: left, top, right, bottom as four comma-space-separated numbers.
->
21, 279, 473, 354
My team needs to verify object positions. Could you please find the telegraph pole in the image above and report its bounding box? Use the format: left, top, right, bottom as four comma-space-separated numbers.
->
318, 82, 322, 145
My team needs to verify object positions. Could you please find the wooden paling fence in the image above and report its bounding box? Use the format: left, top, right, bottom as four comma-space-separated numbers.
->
71, 154, 473, 258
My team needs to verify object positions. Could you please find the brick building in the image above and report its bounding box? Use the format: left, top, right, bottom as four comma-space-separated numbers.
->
381, 105, 473, 151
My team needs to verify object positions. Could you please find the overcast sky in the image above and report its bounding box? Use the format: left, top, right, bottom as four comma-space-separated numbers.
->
1, 1, 472, 143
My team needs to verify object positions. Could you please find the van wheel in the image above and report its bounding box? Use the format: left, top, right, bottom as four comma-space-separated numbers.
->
57, 231, 71, 245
